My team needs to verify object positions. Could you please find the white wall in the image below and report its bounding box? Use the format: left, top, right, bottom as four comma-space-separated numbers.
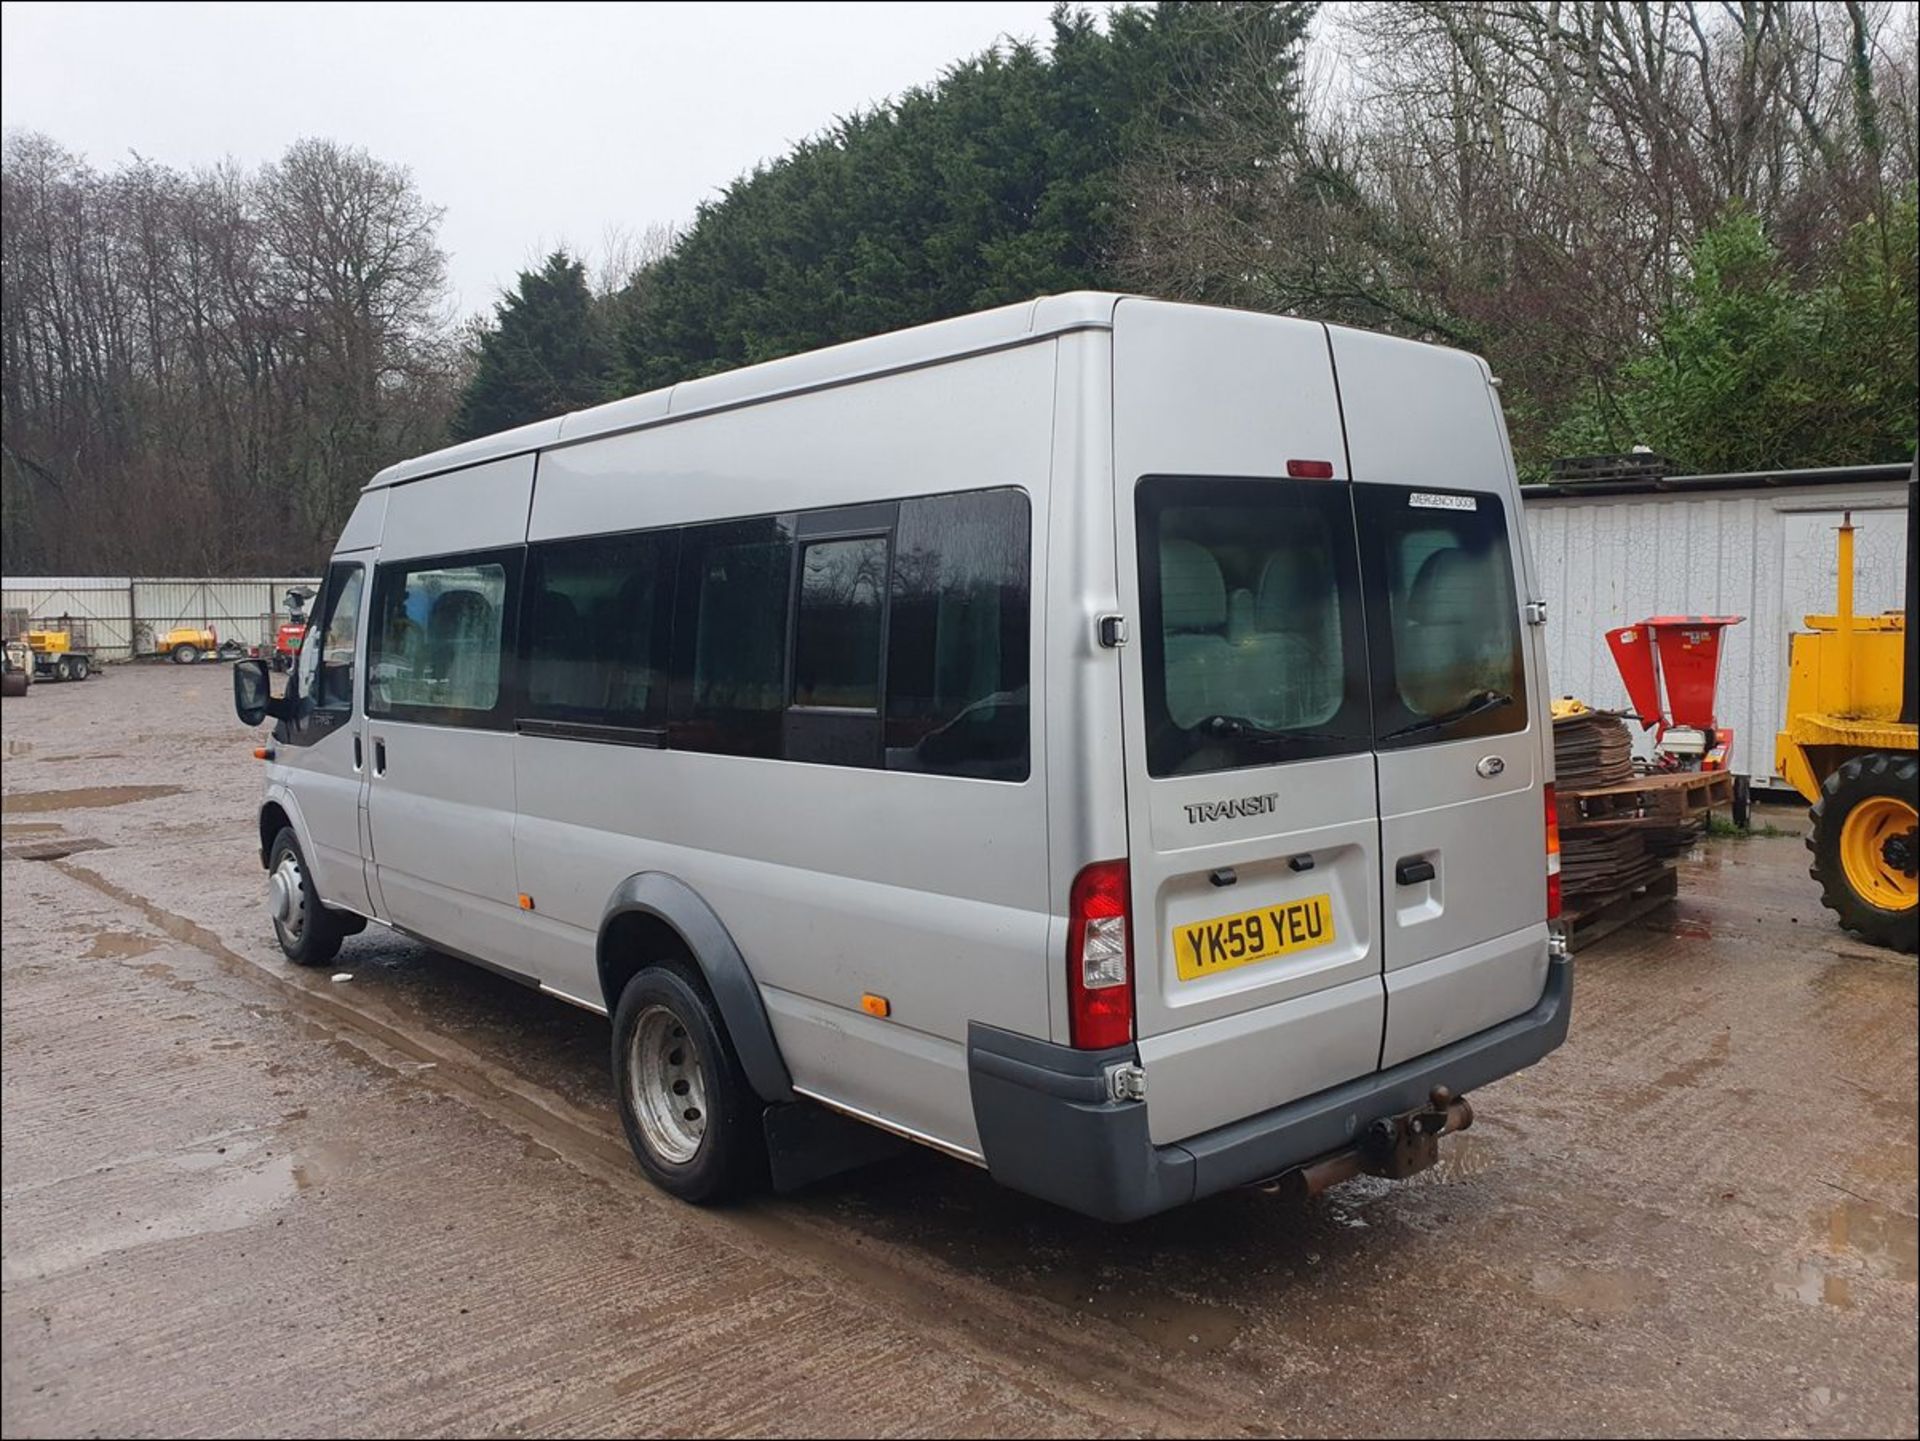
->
1524, 482, 1908, 786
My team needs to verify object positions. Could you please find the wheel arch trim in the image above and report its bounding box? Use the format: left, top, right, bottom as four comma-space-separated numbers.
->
598, 872, 794, 1103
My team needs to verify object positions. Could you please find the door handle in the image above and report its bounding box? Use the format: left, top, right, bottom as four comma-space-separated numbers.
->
353, 735, 363, 770
374, 738, 387, 775
1396, 857, 1436, 886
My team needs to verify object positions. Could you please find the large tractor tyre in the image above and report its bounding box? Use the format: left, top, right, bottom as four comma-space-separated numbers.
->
1808, 752, 1919, 954
1, 671, 26, 698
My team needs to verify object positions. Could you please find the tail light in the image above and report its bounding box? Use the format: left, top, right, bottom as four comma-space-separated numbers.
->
1545, 784, 1562, 921
1067, 860, 1133, 1049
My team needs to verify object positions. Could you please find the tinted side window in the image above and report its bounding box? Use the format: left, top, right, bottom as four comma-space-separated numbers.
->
1356, 487, 1525, 747
671, 517, 795, 757
793, 536, 887, 709
368, 552, 519, 728
885, 489, 1031, 781
524, 531, 675, 728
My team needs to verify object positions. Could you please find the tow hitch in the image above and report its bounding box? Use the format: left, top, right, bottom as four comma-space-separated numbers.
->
1260, 1087, 1476, 1201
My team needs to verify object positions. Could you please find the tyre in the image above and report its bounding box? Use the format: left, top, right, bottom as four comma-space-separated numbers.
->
1808, 752, 1918, 954
72, 655, 90, 681
265, 827, 345, 966
611, 963, 766, 1203
171, 642, 200, 664
0, 671, 26, 698
55, 656, 74, 681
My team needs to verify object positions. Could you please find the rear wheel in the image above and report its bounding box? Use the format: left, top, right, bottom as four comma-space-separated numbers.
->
1809, 753, 1918, 954
172, 643, 199, 665
266, 827, 345, 966
55, 656, 74, 681
72, 655, 90, 681
611, 963, 765, 1203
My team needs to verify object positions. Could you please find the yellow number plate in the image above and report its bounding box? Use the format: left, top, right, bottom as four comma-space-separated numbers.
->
1174, 894, 1335, 981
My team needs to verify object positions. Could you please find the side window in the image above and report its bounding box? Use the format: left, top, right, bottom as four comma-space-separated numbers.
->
524, 531, 675, 729
368, 552, 518, 727
885, 489, 1031, 780
793, 536, 887, 709
670, 517, 794, 757
289, 561, 364, 742
1356, 487, 1525, 746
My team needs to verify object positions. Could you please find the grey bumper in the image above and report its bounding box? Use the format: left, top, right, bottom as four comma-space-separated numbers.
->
967, 956, 1572, 1223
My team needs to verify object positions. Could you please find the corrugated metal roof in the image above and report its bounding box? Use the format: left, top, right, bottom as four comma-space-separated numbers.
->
1523, 462, 1913, 500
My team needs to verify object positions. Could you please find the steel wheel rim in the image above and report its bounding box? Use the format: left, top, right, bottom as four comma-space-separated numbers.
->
627, 1003, 709, 1165
269, 852, 307, 943
1840, 796, 1918, 911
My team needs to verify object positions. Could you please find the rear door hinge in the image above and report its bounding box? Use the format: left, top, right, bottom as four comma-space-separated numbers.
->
1105, 1062, 1147, 1103
1525, 600, 1549, 626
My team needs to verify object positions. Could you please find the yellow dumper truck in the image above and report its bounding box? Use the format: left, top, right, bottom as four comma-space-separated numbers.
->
1775, 469, 1918, 953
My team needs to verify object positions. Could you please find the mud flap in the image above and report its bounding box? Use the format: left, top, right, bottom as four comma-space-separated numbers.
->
762, 1100, 912, 1194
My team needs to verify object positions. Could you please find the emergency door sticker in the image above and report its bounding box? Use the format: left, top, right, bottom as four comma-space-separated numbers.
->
1408, 492, 1478, 511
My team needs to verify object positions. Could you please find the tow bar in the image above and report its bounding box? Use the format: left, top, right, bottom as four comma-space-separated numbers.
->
1260, 1086, 1475, 1201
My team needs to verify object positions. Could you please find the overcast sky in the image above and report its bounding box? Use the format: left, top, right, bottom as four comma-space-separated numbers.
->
1, 0, 1074, 319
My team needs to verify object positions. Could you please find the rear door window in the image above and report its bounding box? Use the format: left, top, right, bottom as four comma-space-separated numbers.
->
1355, 487, 1525, 747
1136, 477, 1371, 777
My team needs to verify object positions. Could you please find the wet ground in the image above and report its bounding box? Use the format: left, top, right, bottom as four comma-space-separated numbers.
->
2, 666, 1915, 1438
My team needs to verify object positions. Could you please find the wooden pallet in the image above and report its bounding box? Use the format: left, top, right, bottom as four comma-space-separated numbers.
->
1561, 864, 1679, 953
1558, 770, 1733, 827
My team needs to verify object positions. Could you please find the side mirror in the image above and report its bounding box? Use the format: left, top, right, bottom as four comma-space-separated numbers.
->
233, 658, 279, 726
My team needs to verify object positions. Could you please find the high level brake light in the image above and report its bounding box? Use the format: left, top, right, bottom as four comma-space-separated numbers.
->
1067, 860, 1133, 1049
1545, 784, 1562, 921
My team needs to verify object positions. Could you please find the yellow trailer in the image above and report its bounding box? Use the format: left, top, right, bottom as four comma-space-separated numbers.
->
1775, 471, 1917, 953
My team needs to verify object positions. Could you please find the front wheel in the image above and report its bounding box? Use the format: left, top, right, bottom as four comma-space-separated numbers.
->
1809, 753, 1918, 954
266, 827, 345, 966
172, 643, 199, 665
611, 963, 766, 1203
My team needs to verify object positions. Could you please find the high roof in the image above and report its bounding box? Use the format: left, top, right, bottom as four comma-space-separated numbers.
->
366, 291, 1125, 490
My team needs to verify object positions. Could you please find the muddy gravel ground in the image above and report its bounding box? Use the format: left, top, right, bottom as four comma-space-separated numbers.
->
2, 665, 1915, 1439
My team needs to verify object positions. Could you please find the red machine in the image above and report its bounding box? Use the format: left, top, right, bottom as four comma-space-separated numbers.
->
1605, 615, 1745, 772
272, 586, 316, 672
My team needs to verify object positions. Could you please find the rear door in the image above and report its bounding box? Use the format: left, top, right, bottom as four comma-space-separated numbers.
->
1329, 328, 1549, 1068
1112, 300, 1386, 1148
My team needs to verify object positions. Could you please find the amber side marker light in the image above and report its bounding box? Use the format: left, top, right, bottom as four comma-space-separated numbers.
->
861, 993, 891, 1018
517, 893, 536, 911
252, 747, 274, 761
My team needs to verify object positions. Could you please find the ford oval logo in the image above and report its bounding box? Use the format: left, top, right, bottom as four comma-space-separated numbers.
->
1476, 755, 1506, 778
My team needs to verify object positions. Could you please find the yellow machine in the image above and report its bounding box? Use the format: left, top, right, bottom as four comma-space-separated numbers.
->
24, 626, 92, 682
1775, 478, 1918, 953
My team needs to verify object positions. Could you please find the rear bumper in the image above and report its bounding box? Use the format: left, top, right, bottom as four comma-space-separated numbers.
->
967, 955, 1572, 1222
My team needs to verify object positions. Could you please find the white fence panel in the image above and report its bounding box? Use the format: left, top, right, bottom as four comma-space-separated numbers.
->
0, 579, 136, 659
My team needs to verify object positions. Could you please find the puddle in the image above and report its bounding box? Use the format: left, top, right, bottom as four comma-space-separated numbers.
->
1411, 1131, 1497, 1186
10, 836, 112, 861
1775, 1260, 1854, 1310
1, 784, 184, 814
87, 931, 159, 960
1771, 1197, 1917, 1310
1529, 1262, 1664, 1314
1826, 1198, 1919, 1283
1024, 1267, 1244, 1353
